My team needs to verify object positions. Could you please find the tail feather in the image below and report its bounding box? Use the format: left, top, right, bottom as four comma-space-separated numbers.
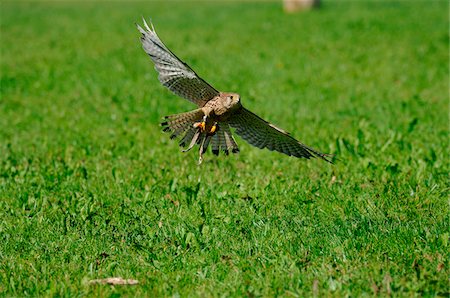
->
210, 124, 239, 156
202, 135, 212, 154
179, 127, 196, 148
182, 129, 201, 152
211, 132, 220, 156
222, 124, 240, 154
160, 109, 204, 148
217, 129, 228, 155
161, 112, 239, 157
161, 109, 203, 131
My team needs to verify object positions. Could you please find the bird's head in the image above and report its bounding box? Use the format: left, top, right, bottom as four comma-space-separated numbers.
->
223, 92, 241, 109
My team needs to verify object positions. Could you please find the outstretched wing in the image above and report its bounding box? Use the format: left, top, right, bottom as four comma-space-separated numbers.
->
137, 19, 220, 107
227, 108, 332, 162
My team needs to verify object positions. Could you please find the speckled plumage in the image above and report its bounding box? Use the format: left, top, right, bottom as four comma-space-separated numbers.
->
137, 19, 332, 163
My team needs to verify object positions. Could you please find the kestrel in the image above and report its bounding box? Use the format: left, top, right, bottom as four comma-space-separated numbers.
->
137, 19, 332, 164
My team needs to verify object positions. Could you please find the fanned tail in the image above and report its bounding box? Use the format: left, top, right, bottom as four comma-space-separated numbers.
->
211, 124, 239, 156
161, 112, 239, 162
161, 109, 209, 156
161, 109, 204, 142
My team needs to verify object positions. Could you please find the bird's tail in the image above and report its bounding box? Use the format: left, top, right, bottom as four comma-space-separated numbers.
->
161, 109, 204, 146
160, 110, 239, 158
210, 124, 239, 156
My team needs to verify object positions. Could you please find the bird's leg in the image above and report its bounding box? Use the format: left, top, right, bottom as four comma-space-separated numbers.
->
193, 115, 208, 132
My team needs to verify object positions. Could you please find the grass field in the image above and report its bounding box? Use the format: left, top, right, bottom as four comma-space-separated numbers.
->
1, 0, 448, 296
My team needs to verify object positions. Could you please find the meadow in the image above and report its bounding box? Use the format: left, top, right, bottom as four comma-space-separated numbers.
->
1, 1, 448, 296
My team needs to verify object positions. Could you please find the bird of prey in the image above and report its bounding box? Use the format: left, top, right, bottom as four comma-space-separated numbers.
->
137, 19, 332, 164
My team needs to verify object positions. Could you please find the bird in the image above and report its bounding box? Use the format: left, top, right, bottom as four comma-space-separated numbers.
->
137, 19, 332, 164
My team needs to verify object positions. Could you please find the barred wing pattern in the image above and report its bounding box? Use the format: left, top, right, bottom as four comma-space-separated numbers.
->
137, 20, 219, 106
228, 108, 332, 162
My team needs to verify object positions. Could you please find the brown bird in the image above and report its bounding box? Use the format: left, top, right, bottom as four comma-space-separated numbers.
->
137, 19, 332, 164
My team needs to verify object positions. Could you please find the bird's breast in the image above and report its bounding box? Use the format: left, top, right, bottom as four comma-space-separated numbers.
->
205, 97, 241, 121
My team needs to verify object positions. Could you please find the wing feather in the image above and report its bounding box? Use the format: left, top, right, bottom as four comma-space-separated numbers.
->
137, 19, 219, 106
227, 108, 332, 162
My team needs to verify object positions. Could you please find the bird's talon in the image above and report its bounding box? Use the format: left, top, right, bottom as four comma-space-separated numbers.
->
209, 123, 217, 134
194, 121, 206, 132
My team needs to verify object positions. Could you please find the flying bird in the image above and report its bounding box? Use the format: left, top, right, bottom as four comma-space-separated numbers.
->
137, 19, 332, 164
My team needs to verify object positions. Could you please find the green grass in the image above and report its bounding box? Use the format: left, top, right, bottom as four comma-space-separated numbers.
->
1, 1, 448, 296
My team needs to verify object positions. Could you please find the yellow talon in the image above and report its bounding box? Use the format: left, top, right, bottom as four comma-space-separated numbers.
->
194, 121, 206, 132
194, 121, 216, 134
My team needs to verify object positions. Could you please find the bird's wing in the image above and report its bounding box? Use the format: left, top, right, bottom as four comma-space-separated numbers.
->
227, 108, 332, 162
137, 19, 220, 107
